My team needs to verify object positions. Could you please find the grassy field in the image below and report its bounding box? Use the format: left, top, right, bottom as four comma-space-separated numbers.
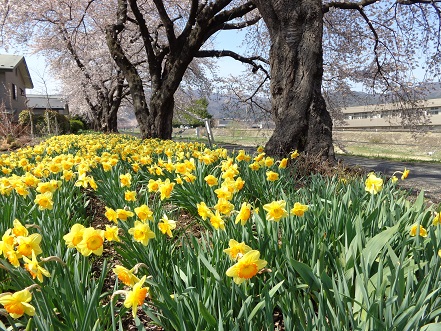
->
170, 127, 441, 162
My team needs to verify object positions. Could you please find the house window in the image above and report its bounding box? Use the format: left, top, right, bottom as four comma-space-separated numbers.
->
12, 84, 17, 100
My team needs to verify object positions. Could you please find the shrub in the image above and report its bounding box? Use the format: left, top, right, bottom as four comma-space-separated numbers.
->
42, 110, 70, 135
69, 119, 85, 133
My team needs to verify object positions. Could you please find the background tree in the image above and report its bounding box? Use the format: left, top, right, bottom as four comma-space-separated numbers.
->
250, 0, 441, 158
105, 0, 262, 139
173, 97, 211, 127
0, 0, 127, 132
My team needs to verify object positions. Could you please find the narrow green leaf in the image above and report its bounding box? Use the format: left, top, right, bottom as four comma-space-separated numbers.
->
198, 301, 217, 327
199, 255, 221, 281
248, 300, 265, 323
420, 324, 441, 331
362, 223, 400, 266
268, 280, 285, 298
290, 259, 320, 291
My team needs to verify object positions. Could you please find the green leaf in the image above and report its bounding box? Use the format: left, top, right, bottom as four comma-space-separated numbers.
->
198, 301, 217, 327
268, 280, 285, 298
362, 223, 400, 266
290, 259, 320, 291
420, 324, 441, 331
248, 300, 265, 323
199, 255, 221, 281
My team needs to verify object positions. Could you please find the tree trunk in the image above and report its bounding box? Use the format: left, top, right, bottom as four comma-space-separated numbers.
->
99, 103, 119, 133
106, 23, 151, 138
254, 0, 334, 160
150, 92, 174, 139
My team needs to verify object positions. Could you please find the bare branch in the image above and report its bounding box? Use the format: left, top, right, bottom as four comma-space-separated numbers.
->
207, 1, 257, 32
323, 0, 379, 13
221, 16, 261, 30
152, 0, 176, 45
195, 49, 270, 77
128, 0, 162, 82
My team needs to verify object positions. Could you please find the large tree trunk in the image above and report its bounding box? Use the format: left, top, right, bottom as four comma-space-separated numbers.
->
149, 92, 174, 139
254, 0, 334, 160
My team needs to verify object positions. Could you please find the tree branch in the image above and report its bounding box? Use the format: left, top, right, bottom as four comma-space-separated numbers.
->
221, 16, 261, 30
208, 1, 257, 29
323, 0, 379, 13
128, 0, 162, 83
152, 0, 176, 45
195, 50, 270, 77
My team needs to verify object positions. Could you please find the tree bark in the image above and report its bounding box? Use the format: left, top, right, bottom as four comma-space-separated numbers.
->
254, 0, 334, 160
106, 22, 151, 138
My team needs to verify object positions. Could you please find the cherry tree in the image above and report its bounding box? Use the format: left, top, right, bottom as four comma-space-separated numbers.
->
105, 0, 262, 139
251, 0, 441, 158
0, 0, 126, 132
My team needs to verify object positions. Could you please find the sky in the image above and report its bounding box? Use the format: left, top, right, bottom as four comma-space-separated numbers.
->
1, 29, 253, 96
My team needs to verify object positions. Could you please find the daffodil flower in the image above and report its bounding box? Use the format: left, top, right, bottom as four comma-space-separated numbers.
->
0, 288, 35, 319
226, 250, 267, 284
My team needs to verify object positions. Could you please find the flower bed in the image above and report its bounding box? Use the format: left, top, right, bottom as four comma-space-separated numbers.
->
0, 133, 440, 330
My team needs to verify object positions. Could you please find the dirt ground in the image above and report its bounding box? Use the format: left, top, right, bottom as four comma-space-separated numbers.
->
333, 130, 441, 161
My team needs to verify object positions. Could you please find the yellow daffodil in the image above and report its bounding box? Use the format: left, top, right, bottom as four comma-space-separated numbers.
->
120, 173, 132, 187
264, 157, 274, 167
214, 185, 233, 200
62, 170, 74, 181
134, 204, 153, 222
248, 162, 260, 171
235, 177, 245, 191
124, 275, 149, 317
278, 158, 288, 169
105, 207, 118, 223
125, 190, 137, 202
204, 175, 218, 187
158, 214, 177, 237
16, 233, 43, 257
76, 227, 105, 256
128, 221, 156, 246
147, 179, 160, 192
12, 219, 28, 237
226, 250, 267, 284
34, 192, 54, 210
116, 209, 135, 221
209, 211, 225, 230
365, 173, 383, 194
159, 179, 175, 200
235, 202, 252, 225
290, 150, 299, 159
0, 289, 35, 319
22, 250, 51, 282
266, 171, 279, 181
433, 213, 440, 226
401, 168, 410, 180
197, 202, 213, 220
290, 202, 309, 217
104, 225, 121, 242
113, 265, 140, 287
263, 200, 288, 222
214, 198, 234, 216
235, 150, 251, 162
409, 224, 428, 237
223, 239, 252, 260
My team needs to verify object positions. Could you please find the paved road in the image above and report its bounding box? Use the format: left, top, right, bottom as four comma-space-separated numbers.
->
218, 144, 441, 201
339, 155, 441, 202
